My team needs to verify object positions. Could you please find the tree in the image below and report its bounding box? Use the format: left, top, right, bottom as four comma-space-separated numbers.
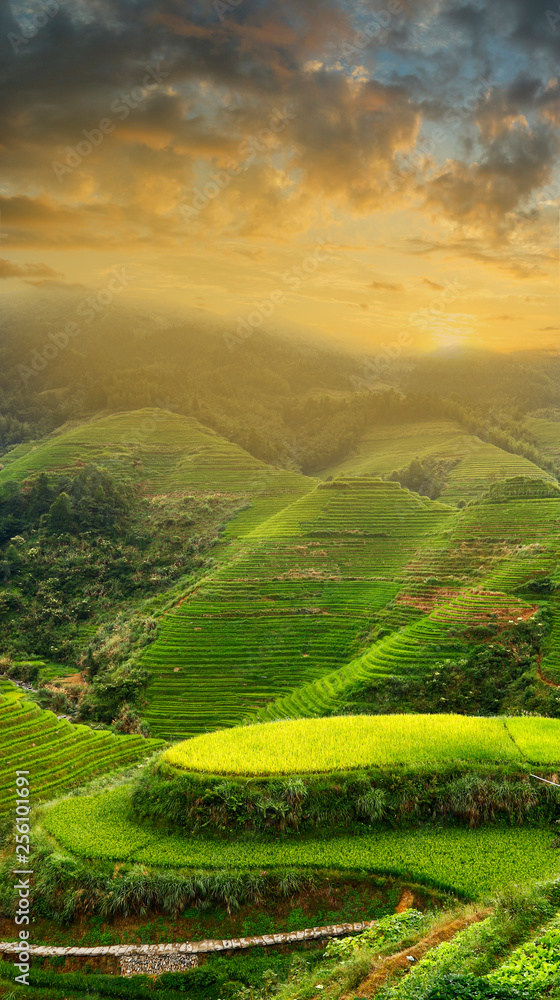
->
69, 464, 131, 533
84, 646, 100, 679
27, 472, 55, 520
78, 662, 149, 723
111, 703, 150, 736
47, 492, 74, 534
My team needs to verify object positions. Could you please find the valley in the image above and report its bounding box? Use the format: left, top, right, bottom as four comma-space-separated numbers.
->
0, 349, 558, 999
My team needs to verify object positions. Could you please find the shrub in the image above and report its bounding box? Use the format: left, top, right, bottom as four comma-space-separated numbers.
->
78, 661, 149, 724
111, 703, 150, 737
131, 763, 557, 837
325, 910, 425, 960
424, 976, 535, 999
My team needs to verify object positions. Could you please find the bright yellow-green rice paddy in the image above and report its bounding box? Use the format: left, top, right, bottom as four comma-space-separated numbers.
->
163, 714, 560, 775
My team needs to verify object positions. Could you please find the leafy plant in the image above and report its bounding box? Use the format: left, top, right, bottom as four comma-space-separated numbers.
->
325, 909, 425, 960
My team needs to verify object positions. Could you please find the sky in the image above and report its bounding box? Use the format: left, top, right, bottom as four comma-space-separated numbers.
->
1, 0, 560, 355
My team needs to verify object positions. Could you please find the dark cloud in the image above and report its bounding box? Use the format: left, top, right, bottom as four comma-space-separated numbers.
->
23, 278, 87, 289
1, 0, 559, 247
0, 258, 63, 280
443, 3, 486, 32
369, 279, 404, 292
495, 0, 560, 56
421, 121, 559, 239
506, 75, 542, 107
399, 235, 552, 279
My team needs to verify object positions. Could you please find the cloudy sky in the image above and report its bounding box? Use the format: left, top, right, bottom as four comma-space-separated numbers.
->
1, 0, 560, 353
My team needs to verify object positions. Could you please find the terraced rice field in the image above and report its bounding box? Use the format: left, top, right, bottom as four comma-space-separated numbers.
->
527, 416, 560, 463
443, 447, 557, 503
454, 498, 560, 543
255, 492, 560, 723
0, 681, 163, 811
318, 421, 466, 480
42, 787, 560, 898
540, 601, 560, 685
164, 713, 556, 775
142, 474, 560, 736
141, 480, 455, 737
6, 411, 559, 743
0, 409, 314, 539
254, 591, 537, 723
318, 420, 554, 504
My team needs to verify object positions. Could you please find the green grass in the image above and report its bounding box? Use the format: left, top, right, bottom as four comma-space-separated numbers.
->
505, 716, 560, 764
162, 715, 540, 775
0, 681, 163, 811
42, 786, 560, 898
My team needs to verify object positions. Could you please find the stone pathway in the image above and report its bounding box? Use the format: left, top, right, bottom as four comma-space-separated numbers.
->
0, 919, 377, 959
121, 954, 199, 977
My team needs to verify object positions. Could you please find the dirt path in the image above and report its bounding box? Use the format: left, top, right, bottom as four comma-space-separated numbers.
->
346, 908, 491, 999
537, 656, 559, 688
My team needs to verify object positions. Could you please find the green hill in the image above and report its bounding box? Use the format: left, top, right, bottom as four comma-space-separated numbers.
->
0, 408, 314, 537
527, 415, 560, 464
318, 419, 556, 504
140, 479, 454, 736
0, 409, 316, 680
0, 411, 559, 748
254, 481, 560, 724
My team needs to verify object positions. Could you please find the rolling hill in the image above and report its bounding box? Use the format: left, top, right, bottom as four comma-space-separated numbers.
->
318, 419, 557, 503
0, 408, 314, 538
0, 408, 558, 744
140, 479, 454, 736
0, 401, 559, 1000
